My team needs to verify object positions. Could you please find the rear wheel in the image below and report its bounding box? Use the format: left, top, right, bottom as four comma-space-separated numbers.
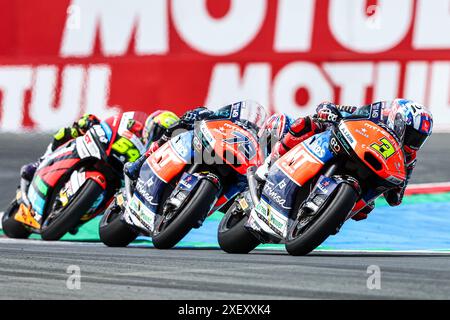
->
1, 199, 31, 239
218, 202, 260, 254
285, 183, 358, 256
99, 197, 139, 247
152, 179, 219, 249
41, 180, 104, 241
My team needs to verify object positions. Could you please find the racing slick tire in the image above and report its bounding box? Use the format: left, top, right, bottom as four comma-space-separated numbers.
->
152, 179, 219, 249
99, 199, 139, 247
41, 180, 103, 241
1, 200, 32, 239
285, 183, 358, 256
218, 202, 261, 254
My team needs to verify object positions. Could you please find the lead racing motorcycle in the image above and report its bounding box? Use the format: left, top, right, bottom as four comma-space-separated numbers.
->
218, 109, 407, 256
99, 101, 267, 249
2, 112, 148, 241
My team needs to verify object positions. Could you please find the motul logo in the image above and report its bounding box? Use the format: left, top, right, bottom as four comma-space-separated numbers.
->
1, 0, 450, 131
60, 0, 450, 57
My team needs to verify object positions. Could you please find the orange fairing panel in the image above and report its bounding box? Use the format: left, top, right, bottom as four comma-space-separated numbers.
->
276, 143, 324, 186
203, 120, 263, 174
341, 120, 406, 182
147, 142, 187, 183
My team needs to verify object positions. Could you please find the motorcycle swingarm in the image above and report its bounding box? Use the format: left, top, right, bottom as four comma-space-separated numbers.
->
162, 171, 221, 216
297, 175, 360, 219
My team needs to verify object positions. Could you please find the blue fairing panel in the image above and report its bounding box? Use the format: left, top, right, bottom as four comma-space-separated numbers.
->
135, 161, 167, 213
262, 130, 336, 220
262, 166, 299, 219
303, 130, 334, 163
170, 130, 193, 162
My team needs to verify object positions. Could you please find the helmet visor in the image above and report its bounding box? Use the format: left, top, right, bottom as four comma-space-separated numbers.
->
404, 126, 430, 150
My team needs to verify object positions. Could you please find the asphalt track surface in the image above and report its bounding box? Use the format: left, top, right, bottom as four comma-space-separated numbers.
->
0, 133, 450, 299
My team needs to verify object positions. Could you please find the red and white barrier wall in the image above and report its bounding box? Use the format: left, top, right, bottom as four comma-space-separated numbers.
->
1, 0, 450, 132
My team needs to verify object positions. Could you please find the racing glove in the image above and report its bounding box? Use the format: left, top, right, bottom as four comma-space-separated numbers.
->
315, 102, 342, 123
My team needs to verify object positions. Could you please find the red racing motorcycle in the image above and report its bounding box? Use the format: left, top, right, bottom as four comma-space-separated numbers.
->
218, 111, 408, 256
2, 112, 148, 241
99, 101, 267, 249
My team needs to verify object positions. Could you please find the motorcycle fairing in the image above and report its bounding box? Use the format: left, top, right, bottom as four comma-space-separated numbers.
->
276, 131, 333, 187
26, 126, 110, 222
124, 133, 193, 233
210, 182, 246, 214
123, 162, 164, 233
147, 134, 190, 184
338, 120, 406, 183
27, 142, 81, 218
246, 131, 335, 239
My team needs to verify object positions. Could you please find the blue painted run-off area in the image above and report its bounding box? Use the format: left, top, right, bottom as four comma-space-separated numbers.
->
136, 193, 450, 251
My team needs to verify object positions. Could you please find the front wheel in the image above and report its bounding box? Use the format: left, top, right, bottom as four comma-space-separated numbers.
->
218, 202, 260, 254
1, 200, 32, 239
285, 183, 358, 256
41, 180, 104, 241
99, 198, 139, 247
152, 179, 219, 249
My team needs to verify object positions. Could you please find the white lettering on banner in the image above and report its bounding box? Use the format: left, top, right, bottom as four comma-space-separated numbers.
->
429, 62, 450, 131
84, 65, 120, 119
60, 0, 168, 57
404, 62, 428, 105
205, 63, 271, 109
29, 65, 84, 131
204, 61, 450, 124
30, 65, 118, 131
273, 62, 333, 117
413, 0, 450, 49
329, 0, 413, 53
59, 0, 450, 57
0, 67, 33, 131
324, 63, 373, 105
0, 65, 118, 131
274, 0, 315, 52
373, 63, 400, 102
172, 0, 267, 55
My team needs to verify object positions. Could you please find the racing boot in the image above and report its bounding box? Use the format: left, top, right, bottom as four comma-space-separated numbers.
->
123, 154, 147, 181
19, 160, 40, 207
255, 156, 272, 182
20, 160, 40, 190
351, 201, 375, 221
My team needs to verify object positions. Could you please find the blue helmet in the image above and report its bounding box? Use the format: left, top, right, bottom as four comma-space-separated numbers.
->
386, 99, 433, 150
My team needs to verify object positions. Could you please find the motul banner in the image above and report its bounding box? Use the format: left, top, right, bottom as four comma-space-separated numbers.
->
0, 0, 450, 131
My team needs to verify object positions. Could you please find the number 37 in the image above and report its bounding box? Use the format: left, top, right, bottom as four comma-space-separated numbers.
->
370, 138, 395, 159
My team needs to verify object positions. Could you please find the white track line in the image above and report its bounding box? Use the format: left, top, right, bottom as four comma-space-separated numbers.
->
0, 238, 449, 254
0, 237, 100, 246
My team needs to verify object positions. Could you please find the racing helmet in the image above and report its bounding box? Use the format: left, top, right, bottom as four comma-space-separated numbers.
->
77, 114, 100, 134
258, 113, 293, 155
386, 99, 433, 151
143, 110, 180, 147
